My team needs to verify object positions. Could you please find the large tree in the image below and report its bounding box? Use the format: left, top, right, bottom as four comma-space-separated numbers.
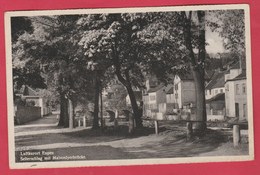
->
12, 15, 96, 128
181, 11, 207, 132
77, 13, 181, 128
139, 9, 245, 133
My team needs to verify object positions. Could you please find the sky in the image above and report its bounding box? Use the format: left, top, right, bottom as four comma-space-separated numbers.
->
206, 29, 225, 54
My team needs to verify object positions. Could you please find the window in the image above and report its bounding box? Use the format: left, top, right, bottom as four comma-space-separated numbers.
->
215, 89, 218, 94
175, 93, 178, 99
243, 104, 247, 118
242, 83, 246, 94
175, 84, 178, 91
220, 89, 223, 93
236, 84, 240, 95
209, 90, 211, 95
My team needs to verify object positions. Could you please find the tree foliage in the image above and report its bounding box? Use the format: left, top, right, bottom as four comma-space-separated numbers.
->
11, 17, 34, 42
12, 15, 97, 127
11, 8, 246, 132
77, 13, 186, 127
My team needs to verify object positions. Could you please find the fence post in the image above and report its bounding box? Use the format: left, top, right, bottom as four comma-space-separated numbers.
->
186, 122, 193, 140
128, 113, 134, 134
154, 120, 159, 134
233, 124, 240, 147
83, 116, 86, 127
68, 99, 74, 129
114, 110, 118, 128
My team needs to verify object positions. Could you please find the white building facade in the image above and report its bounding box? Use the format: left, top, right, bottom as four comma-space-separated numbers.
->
224, 60, 247, 120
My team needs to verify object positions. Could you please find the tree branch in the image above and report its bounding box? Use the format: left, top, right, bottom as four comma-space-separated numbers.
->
110, 38, 127, 86
197, 11, 206, 70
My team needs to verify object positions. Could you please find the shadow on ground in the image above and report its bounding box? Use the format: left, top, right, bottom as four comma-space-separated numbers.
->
15, 125, 166, 147
126, 129, 233, 158
15, 127, 248, 162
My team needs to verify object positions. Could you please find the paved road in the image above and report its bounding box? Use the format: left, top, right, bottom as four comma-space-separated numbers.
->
15, 113, 59, 134
25, 113, 59, 125
14, 113, 92, 136
13, 113, 249, 163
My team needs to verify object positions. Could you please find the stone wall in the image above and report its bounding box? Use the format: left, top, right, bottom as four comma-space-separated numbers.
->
15, 105, 41, 125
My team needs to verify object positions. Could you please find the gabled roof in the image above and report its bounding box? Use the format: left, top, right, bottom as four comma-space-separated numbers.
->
206, 93, 225, 103
205, 70, 215, 81
147, 84, 164, 93
227, 69, 246, 82
147, 84, 173, 94
163, 84, 173, 94
166, 87, 173, 94
206, 71, 226, 90
233, 70, 246, 80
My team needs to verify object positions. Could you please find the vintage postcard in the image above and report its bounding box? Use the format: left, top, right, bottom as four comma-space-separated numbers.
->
5, 4, 254, 169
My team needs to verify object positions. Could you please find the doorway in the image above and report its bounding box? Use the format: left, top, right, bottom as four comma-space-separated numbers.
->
235, 103, 239, 118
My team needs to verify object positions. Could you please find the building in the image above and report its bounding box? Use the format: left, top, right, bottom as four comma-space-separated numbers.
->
157, 85, 175, 114
166, 86, 174, 104
172, 73, 196, 109
15, 85, 50, 117
205, 71, 226, 120
146, 84, 166, 112
225, 61, 247, 120
142, 75, 170, 118
142, 72, 197, 119
205, 71, 226, 100
206, 93, 225, 121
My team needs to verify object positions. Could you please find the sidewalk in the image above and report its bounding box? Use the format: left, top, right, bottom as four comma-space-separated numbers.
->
15, 114, 59, 134
15, 113, 91, 136
24, 113, 59, 125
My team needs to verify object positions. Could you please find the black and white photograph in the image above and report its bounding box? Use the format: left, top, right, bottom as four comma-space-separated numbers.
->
5, 4, 254, 169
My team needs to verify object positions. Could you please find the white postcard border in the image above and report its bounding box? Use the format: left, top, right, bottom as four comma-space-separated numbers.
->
5, 4, 254, 169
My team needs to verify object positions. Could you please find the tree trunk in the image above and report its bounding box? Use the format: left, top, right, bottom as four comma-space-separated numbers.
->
92, 71, 100, 129
115, 69, 143, 128
191, 68, 207, 133
193, 11, 207, 133
181, 11, 207, 134
112, 43, 143, 128
125, 84, 143, 128
58, 92, 69, 127
100, 90, 104, 129
68, 98, 74, 129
